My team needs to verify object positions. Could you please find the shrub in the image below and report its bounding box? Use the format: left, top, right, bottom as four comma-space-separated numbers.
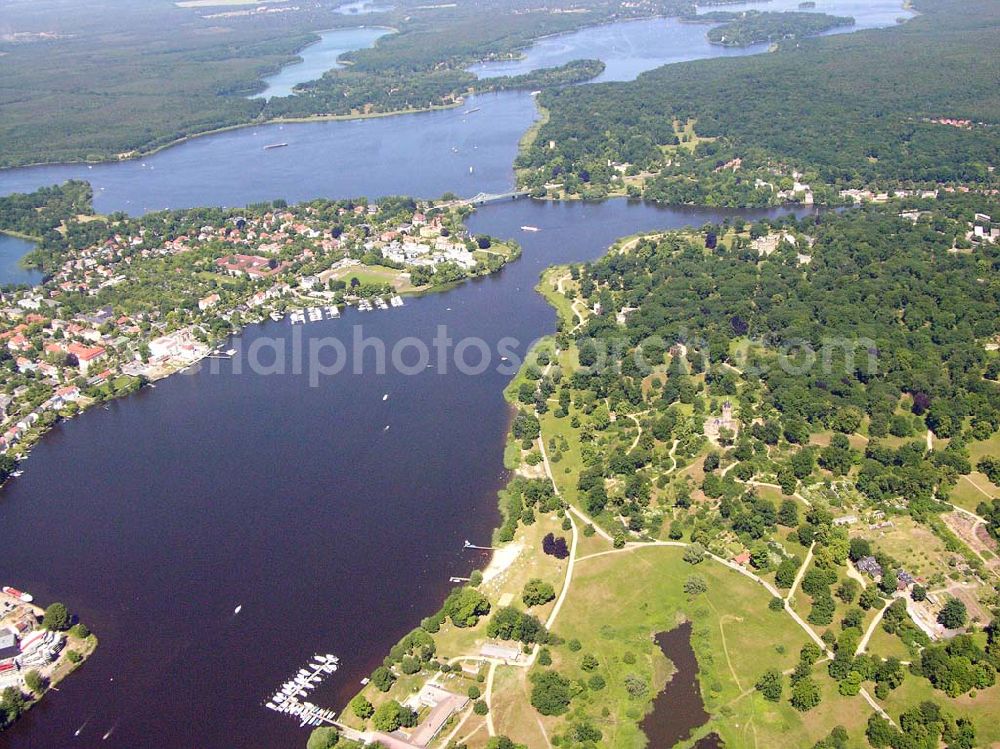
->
350, 695, 374, 719
42, 603, 70, 631
683, 575, 708, 595
306, 727, 340, 749
755, 669, 783, 701
530, 671, 572, 715
443, 586, 491, 628
522, 579, 556, 607
372, 700, 416, 732
370, 666, 396, 692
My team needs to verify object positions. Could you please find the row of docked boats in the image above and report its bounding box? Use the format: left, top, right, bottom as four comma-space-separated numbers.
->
264, 654, 340, 727
357, 295, 403, 312
288, 306, 340, 325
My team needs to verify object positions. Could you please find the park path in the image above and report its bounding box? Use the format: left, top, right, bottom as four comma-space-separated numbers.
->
484, 662, 498, 735
856, 600, 891, 656
743, 479, 812, 507
785, 542, 816, 603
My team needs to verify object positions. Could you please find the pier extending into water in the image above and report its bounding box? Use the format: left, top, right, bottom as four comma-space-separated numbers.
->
265, 654, 342, 729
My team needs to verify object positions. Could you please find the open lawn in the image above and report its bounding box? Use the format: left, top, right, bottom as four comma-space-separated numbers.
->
326, 263, 418, 293
538, 267, 576, 328
494, 544, 870, 748
864, 626, 914, 662
433, 512, 569, 661
875, 668, 1000, 746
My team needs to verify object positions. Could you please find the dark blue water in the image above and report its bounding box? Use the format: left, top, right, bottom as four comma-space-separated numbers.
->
0, 92, 535, 215
0, 235, 42, 287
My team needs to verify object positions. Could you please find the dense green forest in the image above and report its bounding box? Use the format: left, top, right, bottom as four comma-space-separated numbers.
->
0, 0, 679, 167
518, 0, 1000, 204
569, 194, 1000, 508
267, 59, 605, 120
701, 11, 854, 47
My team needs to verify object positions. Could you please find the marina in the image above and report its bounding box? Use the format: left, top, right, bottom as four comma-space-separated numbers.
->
289, 305, 341, 325
283, 296, 402, 325
265, 654, 341, 728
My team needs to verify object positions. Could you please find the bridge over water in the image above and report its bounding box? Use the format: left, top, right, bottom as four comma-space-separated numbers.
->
463, 190, 533, 205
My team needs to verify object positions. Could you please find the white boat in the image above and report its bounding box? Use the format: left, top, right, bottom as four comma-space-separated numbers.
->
2, 587, 32, 603
390, 295, 404, 307
270, 311, 283, 321
521, 225, 539, 232
382, 393, 389, 401
234, 604, 242, 615
375, 297, 388, 310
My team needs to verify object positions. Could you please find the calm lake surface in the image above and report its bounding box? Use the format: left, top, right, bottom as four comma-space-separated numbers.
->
469, 0, 912, 81
640, 623, 711, 747
469, 16, 768, 82
251, 27, 392, 99
0, 91, 536, 215
0, 0, 910, 215
0, 235, 42, 287
0, 4, 896, 746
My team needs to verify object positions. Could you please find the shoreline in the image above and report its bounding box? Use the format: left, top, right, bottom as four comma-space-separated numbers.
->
0, 101, 466, 172
0, 209, 520, 485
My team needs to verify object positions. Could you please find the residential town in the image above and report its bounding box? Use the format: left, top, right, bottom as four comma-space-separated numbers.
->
0, 188, 517, 476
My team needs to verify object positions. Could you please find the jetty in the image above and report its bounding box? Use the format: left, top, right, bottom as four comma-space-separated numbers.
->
265, 653, 341, 728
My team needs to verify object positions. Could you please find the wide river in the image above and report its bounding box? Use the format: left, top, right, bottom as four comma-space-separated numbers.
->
0, 3, 906, 747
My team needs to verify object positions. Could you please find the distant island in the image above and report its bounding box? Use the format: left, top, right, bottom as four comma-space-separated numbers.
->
701, 10, 855, 47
